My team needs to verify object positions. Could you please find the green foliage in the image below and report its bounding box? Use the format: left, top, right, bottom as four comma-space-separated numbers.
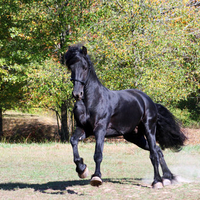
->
24, 60, 73, 112
0, 62, 27, 110
76, 0, 200, 106
0, 0, 199, 128
0, 0, 92, 112
172, 97, 200, 127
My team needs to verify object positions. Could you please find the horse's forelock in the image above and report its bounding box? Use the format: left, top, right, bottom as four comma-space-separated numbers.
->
67, 44, 83, 55
65, 47, 80, 66
65, 44, 87, 67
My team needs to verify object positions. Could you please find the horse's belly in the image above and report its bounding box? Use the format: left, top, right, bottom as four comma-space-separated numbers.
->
109, 107, 142, 135
105, 128, 122, 137
109, 122, 138, 135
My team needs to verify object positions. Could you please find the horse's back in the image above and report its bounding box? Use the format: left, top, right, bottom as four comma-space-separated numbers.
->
107, 89, 157, 135
111, 88, 156, 114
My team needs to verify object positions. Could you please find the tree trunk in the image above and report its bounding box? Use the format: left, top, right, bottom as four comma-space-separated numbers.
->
58, 18, 70, 142
0, 107, 3, 138
60, 101, 69, 142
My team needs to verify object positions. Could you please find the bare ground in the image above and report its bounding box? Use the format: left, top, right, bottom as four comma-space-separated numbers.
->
3, 111, 200, 145
184, 128, 200, 145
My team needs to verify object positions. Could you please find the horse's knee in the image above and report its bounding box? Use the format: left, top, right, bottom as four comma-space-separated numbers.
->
70, 128, 85, 146
156, 146, 164, 157
70, 135, 77, 146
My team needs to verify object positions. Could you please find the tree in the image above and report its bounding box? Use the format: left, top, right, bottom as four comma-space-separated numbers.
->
23, 0, 93, 141
75, 0, 200, 106
24, 60, 73, 141
0, 1, 30, 136
0, 0, 93, 140
1, 0, 199, 139
0, 63, 27, 137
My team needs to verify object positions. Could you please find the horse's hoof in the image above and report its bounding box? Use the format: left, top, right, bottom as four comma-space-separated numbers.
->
152, 182, 163, 189
162, 179, 171, 186
78, 167, 89, 179
90, 176, 103, 187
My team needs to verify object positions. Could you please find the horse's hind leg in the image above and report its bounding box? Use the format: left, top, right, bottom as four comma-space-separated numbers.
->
125, 120, 176, 187
124, 128, 175, 187
123, 123, 149, 150
140, 119, 164, 188
124, 130, 163, 188
137, 123, 175, 185
70, 127, 88, 179
156, 146, 175, 186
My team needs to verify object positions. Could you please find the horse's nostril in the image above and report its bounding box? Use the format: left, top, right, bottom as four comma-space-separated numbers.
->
72, 91, 83, 100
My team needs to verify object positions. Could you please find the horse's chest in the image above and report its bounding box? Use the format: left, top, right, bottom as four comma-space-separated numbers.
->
85, 110, 97, 126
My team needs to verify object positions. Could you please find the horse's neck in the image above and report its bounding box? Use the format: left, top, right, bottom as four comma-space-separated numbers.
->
84, 70, 105, 107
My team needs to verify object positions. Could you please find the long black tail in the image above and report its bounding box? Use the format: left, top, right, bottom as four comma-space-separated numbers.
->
156, 104, 187, 151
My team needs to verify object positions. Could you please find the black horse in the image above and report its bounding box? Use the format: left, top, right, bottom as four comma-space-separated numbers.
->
65, 45, 187, 188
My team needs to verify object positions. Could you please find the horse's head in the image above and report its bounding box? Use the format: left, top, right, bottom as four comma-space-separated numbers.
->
65, 45, 90, 100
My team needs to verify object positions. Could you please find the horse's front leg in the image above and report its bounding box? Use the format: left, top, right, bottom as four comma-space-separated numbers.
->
70, 127, 88, 179
90, 125, 106, 187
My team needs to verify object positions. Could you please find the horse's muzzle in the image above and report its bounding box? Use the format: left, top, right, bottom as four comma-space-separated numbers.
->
72, 91, 83, 100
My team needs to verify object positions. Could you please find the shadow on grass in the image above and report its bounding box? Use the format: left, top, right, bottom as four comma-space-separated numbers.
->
0, 178, 150, 195
0, 180, 89, 195
104, 178, 151, 188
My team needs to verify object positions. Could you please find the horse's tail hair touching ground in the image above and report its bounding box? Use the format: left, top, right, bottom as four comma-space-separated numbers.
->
156, 104, 187, 152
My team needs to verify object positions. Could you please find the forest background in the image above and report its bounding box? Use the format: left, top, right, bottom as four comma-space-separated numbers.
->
0, 0, 199, 142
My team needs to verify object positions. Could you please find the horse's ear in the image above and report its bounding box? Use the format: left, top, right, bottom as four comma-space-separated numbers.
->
81, 46, 87, 56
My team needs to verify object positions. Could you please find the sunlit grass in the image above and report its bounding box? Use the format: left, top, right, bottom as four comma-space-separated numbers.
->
0, 142, 200, 199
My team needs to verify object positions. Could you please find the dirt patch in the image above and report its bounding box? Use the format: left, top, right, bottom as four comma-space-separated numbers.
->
3, 112, 59, 143
184, 128, 200, 145
2, 112, 200, 144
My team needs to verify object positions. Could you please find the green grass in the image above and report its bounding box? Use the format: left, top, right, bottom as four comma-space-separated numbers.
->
0, 142, 200, 200
170, 107, 200, 128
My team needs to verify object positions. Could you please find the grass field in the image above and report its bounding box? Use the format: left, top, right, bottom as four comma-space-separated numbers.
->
0, 142, 200, 200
